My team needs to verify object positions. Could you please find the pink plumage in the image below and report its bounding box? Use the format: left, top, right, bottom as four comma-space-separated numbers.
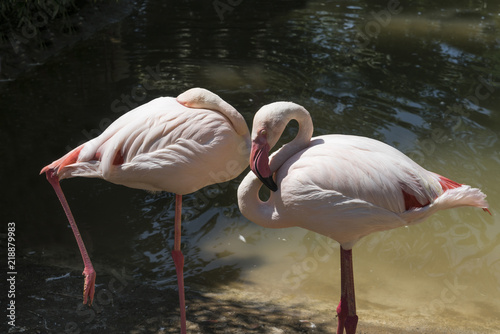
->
238, 101, 489, 334
42, 93, 250, 194
41, 88, 250, 334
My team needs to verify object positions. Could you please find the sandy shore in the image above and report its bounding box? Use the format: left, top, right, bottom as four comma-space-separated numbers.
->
9, 258, 487, 334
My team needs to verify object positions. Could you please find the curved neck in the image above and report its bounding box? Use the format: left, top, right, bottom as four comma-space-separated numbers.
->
238, 103, 314, 229
237, 171, 278, 228
212, 99, 251, 156
176, 88, 249, 137
214, 100, 249, 138
269, 105, 313, 172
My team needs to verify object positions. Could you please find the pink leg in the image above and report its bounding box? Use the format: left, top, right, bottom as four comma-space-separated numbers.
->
45, 169, 96, 305
171, 194, 187, 334
336, 247, 358, 334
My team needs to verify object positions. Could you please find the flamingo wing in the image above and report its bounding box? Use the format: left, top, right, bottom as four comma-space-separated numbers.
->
276, 135, 442, 212
270, 134, 487, 248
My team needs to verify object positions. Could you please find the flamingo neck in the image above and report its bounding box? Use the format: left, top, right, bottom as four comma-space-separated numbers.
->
176, 88, 249, 137
215, 100, 249, 138
237, 172, 280, 228
269, 105, 313, 173
238, 103, 314, 229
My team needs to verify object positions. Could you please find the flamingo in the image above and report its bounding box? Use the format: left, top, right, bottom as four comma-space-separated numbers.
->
237, 101, 490, 334
40, 88, 250, 334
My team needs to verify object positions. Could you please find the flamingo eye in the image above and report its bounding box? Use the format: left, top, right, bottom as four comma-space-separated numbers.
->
260, 129, 267, 137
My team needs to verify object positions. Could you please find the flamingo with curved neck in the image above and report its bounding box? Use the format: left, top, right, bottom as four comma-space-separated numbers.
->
238, 101, 489, 334
41, 88, 250, 334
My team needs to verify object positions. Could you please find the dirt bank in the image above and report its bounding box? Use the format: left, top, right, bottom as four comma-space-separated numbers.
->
8, 256, 464, 334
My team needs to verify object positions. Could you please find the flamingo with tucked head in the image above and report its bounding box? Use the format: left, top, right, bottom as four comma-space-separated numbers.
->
237, 101, 489, 334
41, 88, 250, 334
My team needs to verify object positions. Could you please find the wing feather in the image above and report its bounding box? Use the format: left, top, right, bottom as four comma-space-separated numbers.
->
277, 135, 443, 214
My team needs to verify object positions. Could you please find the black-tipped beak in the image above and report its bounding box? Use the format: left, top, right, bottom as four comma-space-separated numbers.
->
260, 175, 278, 192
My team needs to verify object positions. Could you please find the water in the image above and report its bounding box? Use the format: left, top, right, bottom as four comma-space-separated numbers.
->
2, 0, 500, 332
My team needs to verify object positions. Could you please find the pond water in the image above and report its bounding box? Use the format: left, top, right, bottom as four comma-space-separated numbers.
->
2, 0, 500, 332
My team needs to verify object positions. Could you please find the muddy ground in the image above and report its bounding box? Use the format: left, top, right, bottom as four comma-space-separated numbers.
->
8, 257, 451, 334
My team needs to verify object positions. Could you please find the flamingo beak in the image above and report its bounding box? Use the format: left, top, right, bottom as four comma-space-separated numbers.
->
250, 135, 278, 192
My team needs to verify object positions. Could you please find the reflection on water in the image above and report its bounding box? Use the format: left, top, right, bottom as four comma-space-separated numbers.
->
3, 0, 499, 332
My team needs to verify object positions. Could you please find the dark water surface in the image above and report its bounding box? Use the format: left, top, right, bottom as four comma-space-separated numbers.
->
2, 0, 500, 332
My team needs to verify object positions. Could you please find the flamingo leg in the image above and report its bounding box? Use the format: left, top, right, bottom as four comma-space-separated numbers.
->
171, 194, 187, 334
45, 169, 96, 305
336, 247, 358, 334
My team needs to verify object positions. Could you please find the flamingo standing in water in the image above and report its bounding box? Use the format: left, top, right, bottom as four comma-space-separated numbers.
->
41, 88, 250, 334
237, 101, 490, 334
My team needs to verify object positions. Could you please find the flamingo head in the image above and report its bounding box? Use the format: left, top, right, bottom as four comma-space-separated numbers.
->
250, 129, 278, 192
250, 102, 299, 193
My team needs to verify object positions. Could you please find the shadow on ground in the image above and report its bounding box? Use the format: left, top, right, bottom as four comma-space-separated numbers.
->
8, 256, 460, 334
10, 260, 329, 334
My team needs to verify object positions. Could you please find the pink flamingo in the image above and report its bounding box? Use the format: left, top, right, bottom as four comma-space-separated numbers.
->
237, 102, 490, 334
40, 88, 250, 334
